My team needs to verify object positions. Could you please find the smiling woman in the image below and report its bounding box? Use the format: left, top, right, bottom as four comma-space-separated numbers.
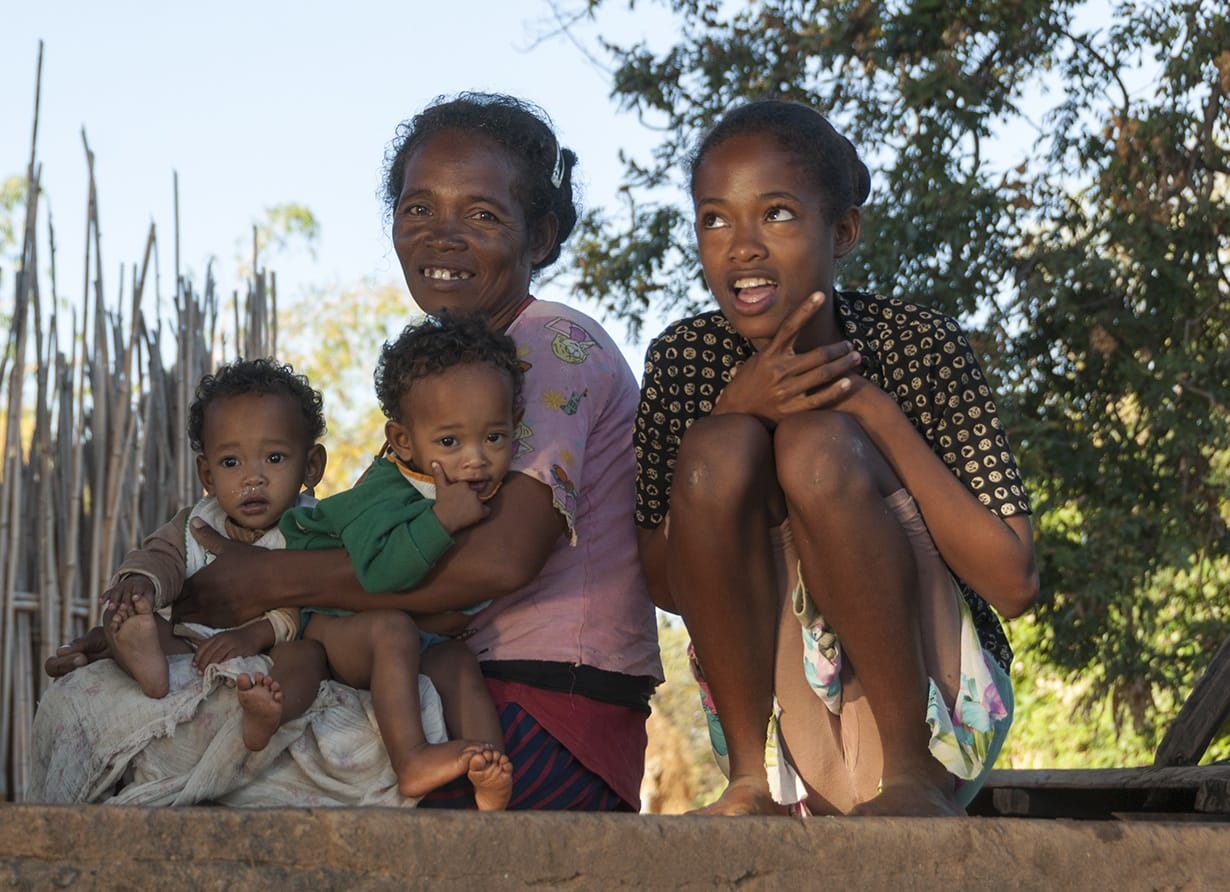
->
384, 98, 574, 333
41, 93, 664, 812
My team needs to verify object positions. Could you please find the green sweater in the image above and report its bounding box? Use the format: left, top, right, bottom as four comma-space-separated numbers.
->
280, 457, 453, 593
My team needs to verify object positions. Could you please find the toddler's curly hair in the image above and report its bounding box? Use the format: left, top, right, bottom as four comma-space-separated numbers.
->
187, 358, 326, 454
375, 313, 524, 422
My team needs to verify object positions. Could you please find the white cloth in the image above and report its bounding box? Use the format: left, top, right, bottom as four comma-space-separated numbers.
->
27, 653, 447, 806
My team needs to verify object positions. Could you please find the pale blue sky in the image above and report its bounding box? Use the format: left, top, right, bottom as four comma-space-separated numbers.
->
3, 0, 1127, 385
1, 1, 673, 370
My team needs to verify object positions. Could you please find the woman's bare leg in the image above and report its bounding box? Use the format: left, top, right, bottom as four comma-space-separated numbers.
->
667, 414, 787, 816
306, 611, 488, 800
775, 411, 962, 816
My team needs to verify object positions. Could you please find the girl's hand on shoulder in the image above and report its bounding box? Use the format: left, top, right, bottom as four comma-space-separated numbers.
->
715, 291, 862, 427
430, 462, 490, 534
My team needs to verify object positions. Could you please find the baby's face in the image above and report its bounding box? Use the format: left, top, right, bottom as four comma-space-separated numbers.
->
391, 362, 517, 500
195, 392, 317, 530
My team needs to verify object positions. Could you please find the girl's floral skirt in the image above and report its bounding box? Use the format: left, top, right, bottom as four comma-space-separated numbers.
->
689, 488, 1013, 812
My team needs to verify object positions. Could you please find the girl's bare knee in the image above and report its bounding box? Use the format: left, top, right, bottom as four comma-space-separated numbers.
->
673, 415, 772, 512
775, 412, 880, 503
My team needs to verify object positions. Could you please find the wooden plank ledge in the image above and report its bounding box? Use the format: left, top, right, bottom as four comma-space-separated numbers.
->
975, 764, 1230, 819
3, 805, 1230, 890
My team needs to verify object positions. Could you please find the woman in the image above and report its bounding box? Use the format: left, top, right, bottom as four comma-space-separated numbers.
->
45, 93, 663, 811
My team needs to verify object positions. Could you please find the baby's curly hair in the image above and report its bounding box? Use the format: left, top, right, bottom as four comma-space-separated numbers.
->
375, 313, 524, 422
187, 358, 326, 454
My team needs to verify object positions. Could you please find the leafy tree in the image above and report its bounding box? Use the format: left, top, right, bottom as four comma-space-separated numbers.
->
279, 279, 417, 495
232, 201, 321, 283
565, 0, 1230, 759
0, 175, 25, 261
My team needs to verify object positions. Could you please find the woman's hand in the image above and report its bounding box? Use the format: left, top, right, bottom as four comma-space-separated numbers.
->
716, 291, 862, 427
429, 461, 489, 534
413, 609, 473, 637
174, 520, 273, 627
192, 620, 275, 671
44, 625, 111, 678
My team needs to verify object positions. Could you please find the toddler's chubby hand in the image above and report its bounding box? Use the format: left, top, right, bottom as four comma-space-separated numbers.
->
192, 625, 268, 671
100, 574, 156, 614
429, 461, 490, 535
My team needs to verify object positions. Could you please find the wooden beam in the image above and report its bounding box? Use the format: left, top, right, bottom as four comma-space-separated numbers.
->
974, 765, 1230, 819
1153, 635, 1230, 768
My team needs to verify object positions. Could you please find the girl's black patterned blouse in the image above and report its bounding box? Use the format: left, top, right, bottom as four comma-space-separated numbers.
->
634, 291, 1032, 671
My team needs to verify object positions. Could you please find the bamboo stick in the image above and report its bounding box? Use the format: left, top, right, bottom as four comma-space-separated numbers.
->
2, 53, 276, 799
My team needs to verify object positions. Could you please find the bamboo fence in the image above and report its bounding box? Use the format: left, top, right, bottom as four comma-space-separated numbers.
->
1, 44, 279, 801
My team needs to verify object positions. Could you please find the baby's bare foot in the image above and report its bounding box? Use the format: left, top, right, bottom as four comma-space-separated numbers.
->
691, 776, 788, 816
108, 593, 169, 698
467, 746, 513, 811
849, 776, 966, 817
237, 672, 284, 752
393, 739, 485, 800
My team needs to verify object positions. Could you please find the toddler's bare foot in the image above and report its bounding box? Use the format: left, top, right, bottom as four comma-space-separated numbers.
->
467, 745, 513, 811
108, 593, 169, 698
237, 672, 284, 752
691, 776, 788, 816
849, 775, 965, 817
393, 739, 487, 800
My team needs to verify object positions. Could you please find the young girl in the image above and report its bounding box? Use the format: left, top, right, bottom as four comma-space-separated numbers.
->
280, 312, 519, 810
102, 358, 330, 753
635, 100, 1039, 817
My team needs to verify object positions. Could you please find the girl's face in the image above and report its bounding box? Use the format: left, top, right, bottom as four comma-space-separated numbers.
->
692, 132, 860, 350
385, 361, 518, 501
195, 393, 325, 531
392, 130, 555, 332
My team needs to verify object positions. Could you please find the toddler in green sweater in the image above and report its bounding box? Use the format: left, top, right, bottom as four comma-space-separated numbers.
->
281, 313, 522, 810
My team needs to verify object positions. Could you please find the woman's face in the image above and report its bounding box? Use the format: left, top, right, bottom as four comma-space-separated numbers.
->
393, 130, 553, 332
692, 131, 860, 350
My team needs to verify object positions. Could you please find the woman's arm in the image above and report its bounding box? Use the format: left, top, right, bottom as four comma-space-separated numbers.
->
175, 471, 565, 627
840, 379, 1039, 618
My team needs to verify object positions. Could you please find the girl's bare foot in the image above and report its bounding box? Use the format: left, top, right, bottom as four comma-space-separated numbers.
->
393, 739, 489, 800
108, 593, 169, 698
237, 672, 284, 752
849, 775, 965, 817
467, 746, 513, 811
691, 776, 788, 816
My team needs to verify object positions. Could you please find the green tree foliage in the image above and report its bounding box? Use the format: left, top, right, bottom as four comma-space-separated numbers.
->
0, 175, 25, 260
231, 202, 322, 284
570, 0, 1230, 758
256, 202, 321, 260
279, 279, 417, 495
